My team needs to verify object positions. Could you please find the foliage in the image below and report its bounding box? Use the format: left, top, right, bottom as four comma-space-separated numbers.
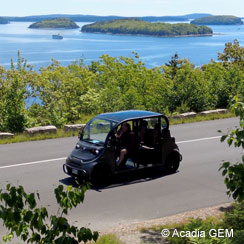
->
219, 97, 244, 202
0, 52, 37, 132
218, 39, 244, 69
0, 183, 98, 243
0, 112, 234, 145
29, 59, 96, 127
1, 40, 244, 132
141, 202, 244, 244
223, 202, 244, 244
88, 53, 172, 113
82, 19, 213, 36
95, 234, 125, 244
224, 202, 244, 230
202, 61, 231, 108
166, 217, 226, 244
3, 76, 27, 132
191, 15, 243, 25
166, 59, 212, 112
29, 18, 79, 29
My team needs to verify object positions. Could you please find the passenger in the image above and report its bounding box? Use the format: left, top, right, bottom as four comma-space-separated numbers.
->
139, 120, 148, 144
115, 123, 133, 167
151, 123, 161, 148
143, 123, 161, 149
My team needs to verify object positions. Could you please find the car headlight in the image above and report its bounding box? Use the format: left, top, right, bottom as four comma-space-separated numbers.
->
91, 148, 100, 155
76, 143, 82, 149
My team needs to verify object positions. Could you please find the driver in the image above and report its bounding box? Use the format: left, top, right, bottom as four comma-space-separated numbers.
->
115, 123, 134, 168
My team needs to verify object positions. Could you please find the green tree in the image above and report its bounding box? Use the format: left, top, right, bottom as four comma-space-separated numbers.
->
164, 53, 181, 78
202, 61, 230, 108
0, 52, 39, 132
88, 54, 172, 114
219, 97, 244, 202
31, 59, 95, 126
0, 66, 8, 131
165, 59, 211, 112
3, 76, 27, 132
218, 39, 244, 69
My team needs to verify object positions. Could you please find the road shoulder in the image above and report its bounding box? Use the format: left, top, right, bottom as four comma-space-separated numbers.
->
102, 202, 233, 244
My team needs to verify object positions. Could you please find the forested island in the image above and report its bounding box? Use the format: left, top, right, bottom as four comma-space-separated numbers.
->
191, 15, 243, 25
29, 18, 79, 29
81, 19, 213, 37
0, 17, 8, 24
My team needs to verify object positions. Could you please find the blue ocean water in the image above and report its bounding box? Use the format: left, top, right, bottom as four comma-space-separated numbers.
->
0, 21, 244, 70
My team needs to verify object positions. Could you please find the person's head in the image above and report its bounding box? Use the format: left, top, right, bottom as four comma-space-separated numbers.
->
122, 122, 131, 133
139, 120, 148, 132
153, 123, 161, 136
140, 120, 148, 128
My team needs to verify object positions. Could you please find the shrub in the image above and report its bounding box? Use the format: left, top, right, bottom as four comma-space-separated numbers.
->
0, 184, 98, 243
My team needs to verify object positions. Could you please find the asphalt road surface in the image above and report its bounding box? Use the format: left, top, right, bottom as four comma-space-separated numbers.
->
0, 117, 242, 236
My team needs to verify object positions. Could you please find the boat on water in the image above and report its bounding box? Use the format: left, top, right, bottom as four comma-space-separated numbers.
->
52, 34, 63, 40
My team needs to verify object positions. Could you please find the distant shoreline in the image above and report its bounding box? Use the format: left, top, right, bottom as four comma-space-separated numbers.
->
81, 30, 215, 38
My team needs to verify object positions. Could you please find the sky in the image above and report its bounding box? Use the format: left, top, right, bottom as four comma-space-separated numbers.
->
1, 0, 244, 17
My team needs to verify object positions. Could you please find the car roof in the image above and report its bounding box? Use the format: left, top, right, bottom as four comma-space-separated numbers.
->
95, 110, 162, 123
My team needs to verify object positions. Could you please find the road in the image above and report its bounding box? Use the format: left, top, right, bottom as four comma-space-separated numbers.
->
0, 117, 242, 235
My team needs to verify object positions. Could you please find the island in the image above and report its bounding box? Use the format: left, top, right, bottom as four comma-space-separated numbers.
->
81, 19, 213, 37
191, 15, 243, 25
0, 17, 8, 24
29, 18, 79, 29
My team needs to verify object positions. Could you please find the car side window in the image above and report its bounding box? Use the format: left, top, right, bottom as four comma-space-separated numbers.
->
161, 117, 167, 129
145, 118, 159, 130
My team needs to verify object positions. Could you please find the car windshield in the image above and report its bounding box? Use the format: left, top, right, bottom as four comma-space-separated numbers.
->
82, 118, 117, 145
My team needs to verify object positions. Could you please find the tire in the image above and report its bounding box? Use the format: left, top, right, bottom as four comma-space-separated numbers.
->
76, 176, 86, 185
91, 164, 111, 186
165, 152, 181, 174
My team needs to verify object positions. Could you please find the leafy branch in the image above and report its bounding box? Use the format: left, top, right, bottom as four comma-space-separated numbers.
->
219, 97, 244, 202
0, 183, 98, 243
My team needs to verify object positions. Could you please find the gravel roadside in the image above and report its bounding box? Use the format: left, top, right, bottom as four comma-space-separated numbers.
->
101, 202, 233, 244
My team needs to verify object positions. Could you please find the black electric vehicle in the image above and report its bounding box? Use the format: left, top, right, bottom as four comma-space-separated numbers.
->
63, 110, 182, 182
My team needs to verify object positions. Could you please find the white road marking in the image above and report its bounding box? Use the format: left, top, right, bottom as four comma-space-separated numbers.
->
177, 136, 221, 144
0, 157, 66, 169
0, 135, 222, 170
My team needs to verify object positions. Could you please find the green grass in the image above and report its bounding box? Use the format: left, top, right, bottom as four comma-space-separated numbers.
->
169, 111, 234, 125
140, 216, 222, 233
139, 202, 244, 244
0, 111, 235, 144
139, 216, 225, 244
0, 129, 79, 144
92, 234, 125, 244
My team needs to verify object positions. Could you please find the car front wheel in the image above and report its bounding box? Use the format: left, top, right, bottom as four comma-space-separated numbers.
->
91, 164, 111, 186
165, 151, 181, 173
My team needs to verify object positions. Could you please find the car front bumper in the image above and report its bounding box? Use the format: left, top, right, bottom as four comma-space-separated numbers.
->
63, 163, 88, 179
63, 156, 99, 180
